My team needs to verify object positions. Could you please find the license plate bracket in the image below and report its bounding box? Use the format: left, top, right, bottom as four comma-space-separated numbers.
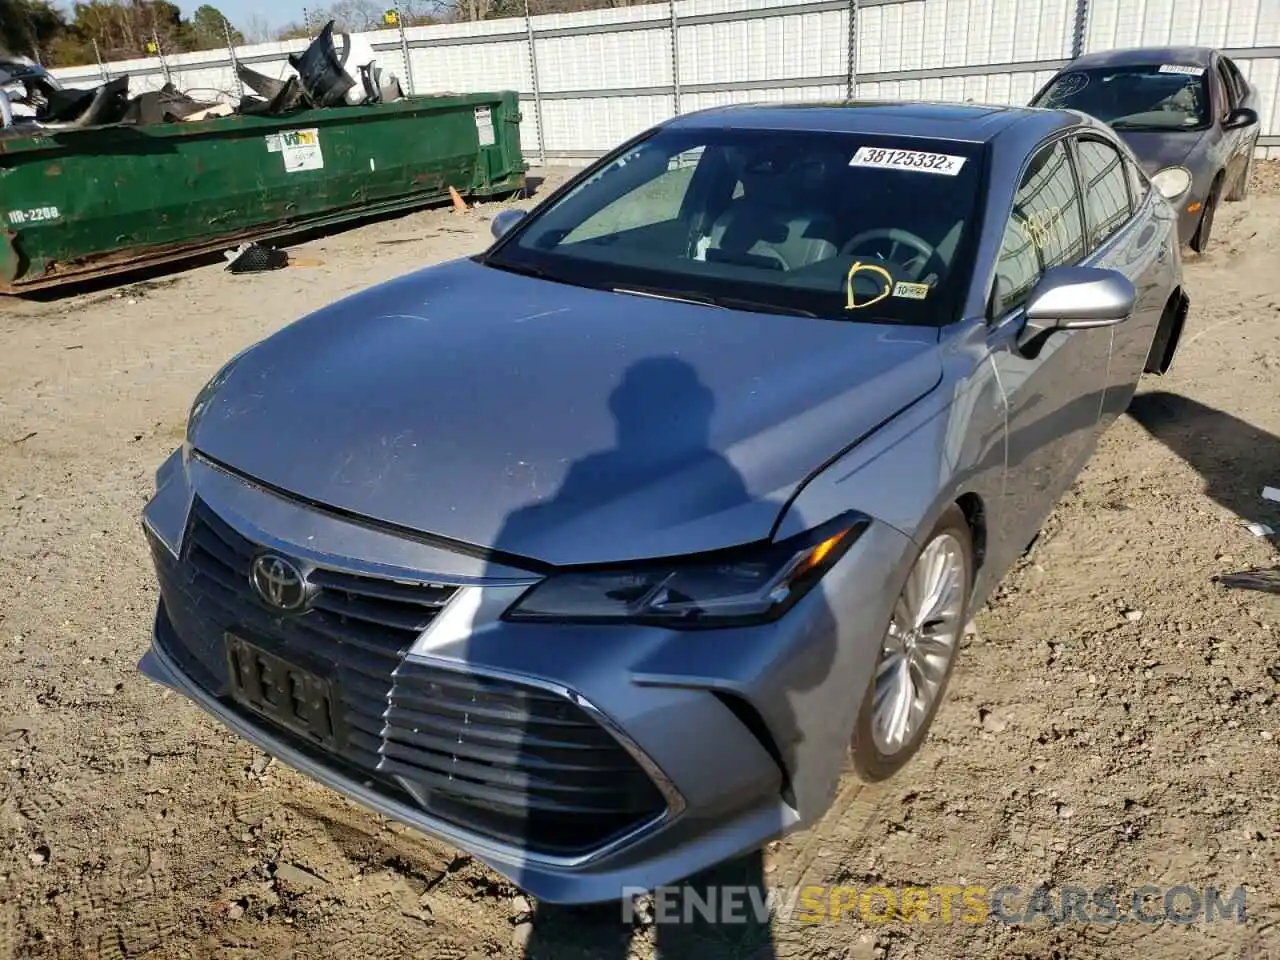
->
225, 633, 340, 750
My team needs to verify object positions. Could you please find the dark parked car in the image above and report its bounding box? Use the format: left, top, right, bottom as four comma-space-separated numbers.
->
140, 101, 1188, 903
1030, 45, 1260, 252
0, 55, 63, 127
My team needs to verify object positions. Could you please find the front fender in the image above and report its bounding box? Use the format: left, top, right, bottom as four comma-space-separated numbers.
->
774, 319, 1007, 606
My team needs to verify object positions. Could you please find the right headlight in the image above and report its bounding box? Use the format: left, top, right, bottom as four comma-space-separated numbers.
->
1150, 166, 1193, 201
504, 513, 869, 629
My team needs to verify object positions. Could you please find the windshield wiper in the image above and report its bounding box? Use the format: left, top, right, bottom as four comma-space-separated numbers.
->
714, 296, 818, 318
613, 285, 718, 307
478, 257, 554, 280
613, 285, 818, 317
1110, 121, 1193, 131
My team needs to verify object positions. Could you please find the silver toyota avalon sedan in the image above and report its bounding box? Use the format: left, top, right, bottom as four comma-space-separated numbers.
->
139, 100, 1188, 904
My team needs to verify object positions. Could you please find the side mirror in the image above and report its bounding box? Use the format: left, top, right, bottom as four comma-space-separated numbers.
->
1224, 107, 1258, 130
490, 208, 527, 241
1018, 266, 1136, 350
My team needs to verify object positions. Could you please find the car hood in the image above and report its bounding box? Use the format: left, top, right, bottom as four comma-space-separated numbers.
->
190, 258, 942, 566
1115, 130, 1202, 176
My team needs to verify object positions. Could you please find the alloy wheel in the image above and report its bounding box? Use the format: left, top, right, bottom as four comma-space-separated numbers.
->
871, 533, 967, 755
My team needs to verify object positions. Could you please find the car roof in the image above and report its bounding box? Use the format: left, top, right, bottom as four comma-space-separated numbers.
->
1067, 45, 1219, 70
662, 100, 1078, 146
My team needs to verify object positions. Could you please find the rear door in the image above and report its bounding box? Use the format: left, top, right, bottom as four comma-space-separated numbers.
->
987, 137, 1114, 561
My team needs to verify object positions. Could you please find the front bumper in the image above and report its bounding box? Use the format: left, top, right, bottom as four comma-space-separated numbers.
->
138, 450, 913, 903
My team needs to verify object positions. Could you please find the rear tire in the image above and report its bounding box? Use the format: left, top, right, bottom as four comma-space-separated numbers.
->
1190, 178, 1221, 254
850, 505, 973, 782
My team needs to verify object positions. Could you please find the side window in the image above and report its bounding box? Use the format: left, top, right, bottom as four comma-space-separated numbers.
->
1216, 61, 1238, 117
1224, 57, 1249, 105
994, 140, 1086, 314
1075, 138, 1133, 249
1125, 158, 1150, 205
562, 146, 703, 243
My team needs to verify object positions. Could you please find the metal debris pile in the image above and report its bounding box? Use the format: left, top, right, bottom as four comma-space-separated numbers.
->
0, 21, 404, 138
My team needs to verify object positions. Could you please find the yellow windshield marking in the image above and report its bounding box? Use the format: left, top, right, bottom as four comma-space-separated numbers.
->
845, 260, 894, 311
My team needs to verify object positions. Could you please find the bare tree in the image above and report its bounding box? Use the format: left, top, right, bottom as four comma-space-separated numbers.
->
241, 13, 275, 43
398, 0, 446, 25
324, 0, 387, 31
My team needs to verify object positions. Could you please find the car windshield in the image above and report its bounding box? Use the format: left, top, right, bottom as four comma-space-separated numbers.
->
481, 126, 985, 325
1032, 64, 1210, 131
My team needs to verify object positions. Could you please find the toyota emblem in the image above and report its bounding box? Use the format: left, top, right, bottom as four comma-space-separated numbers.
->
249, 554, 310, 612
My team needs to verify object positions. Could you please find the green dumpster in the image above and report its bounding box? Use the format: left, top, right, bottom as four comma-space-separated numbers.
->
0, 91, 525, 293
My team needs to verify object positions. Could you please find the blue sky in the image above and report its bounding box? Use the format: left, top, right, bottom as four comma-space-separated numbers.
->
204, 1, 290, 36
51, 1, 291, 38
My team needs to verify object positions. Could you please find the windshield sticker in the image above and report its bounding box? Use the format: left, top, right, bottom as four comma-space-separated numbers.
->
849, 147, 967, 176
1158, 64, 1205, 76
893, 281, 930, 300
845, 261, 894, 311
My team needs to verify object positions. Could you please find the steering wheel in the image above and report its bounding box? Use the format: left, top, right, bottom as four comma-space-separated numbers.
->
841, 228, 935, 278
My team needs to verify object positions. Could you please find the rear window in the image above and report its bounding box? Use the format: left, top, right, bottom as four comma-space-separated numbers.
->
484, 125, 986, 326
1032, 64, 1211, 132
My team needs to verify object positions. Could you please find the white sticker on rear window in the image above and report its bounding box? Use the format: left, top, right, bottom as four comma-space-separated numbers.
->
1158, 64, 1205, 76
849, 147, 966, 176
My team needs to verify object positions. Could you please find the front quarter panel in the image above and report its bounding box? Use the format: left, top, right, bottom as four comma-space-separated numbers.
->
1193, 129, 1229, 195
776, 317, 1006, 607
1158, 131, 1217, 243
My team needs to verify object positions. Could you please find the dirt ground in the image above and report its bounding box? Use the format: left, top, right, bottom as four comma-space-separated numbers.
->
2, 164, 1279, 960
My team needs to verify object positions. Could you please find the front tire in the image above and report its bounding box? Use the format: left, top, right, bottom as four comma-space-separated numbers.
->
850, 505, 974, 782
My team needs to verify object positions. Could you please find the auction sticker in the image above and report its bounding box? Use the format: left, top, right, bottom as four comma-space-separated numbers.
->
849, 146, 966, 176
1158, 64, 1205, 75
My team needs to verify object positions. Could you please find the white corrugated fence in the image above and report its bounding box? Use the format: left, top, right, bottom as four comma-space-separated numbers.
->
47, 0, 1280, 163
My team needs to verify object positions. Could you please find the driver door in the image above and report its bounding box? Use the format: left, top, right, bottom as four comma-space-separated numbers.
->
986, 138, 1114, 567
1215, 56, 1257, 192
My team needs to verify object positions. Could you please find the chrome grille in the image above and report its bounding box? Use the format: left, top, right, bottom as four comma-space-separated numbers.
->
164, 499, 456, 782
149, 499, 668, 855
187, 503, 456, 642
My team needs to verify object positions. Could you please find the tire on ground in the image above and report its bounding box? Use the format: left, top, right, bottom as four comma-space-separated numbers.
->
849, 503, 974, 782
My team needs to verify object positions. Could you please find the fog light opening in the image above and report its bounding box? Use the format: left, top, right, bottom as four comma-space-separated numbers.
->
712, 692, 796, 809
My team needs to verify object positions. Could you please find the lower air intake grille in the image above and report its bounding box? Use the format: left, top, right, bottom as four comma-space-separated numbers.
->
380, 660, 668, 855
